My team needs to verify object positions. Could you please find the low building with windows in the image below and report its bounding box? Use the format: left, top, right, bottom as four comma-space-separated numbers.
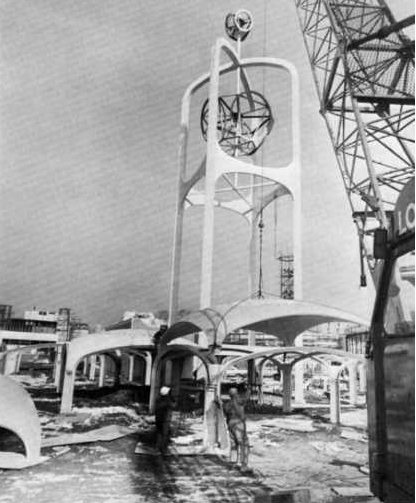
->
0, 305, 89, 350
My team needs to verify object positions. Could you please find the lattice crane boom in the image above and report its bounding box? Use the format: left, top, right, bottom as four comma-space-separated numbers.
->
294, 0, 415, 282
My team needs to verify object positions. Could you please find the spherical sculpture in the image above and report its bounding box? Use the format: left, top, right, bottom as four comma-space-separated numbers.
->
225, 10, 253, 41
200, 90, 274, 157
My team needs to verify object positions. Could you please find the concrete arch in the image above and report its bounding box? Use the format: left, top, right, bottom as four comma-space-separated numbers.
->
0, 342, 58, 361
220, 347, 253, 359
162, 298, 369, 348
258, 355, 281, 375
117, 349, 150, 384
290, 351, 361, 369
97, 351, 121, 387
60, 330, 153, 413
0, 376, 43, 469
132, 350, 152, 386
88, 348, 151, 387
220, 299, 369, 347
217, 346, 364, 421
334, 359, 364, 406
0, 343, 58, 375
65, 330, 153, 370
219, 354, 242, 366
220, 346, 363, 374
122, 349, 152, 385
149, 344, 214, 413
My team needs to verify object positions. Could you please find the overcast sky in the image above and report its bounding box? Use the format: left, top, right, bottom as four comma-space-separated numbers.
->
0, 0, 412, 326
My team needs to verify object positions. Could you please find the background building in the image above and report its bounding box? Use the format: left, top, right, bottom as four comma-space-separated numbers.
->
0, 304, 89, 349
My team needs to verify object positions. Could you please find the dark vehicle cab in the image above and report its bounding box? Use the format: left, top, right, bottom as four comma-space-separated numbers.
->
367, 177, 415, 502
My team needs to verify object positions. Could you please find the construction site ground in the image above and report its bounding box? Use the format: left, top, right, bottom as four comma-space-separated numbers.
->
0, 382, 380, 503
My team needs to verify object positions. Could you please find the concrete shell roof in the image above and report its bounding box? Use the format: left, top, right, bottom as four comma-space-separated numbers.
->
65, 329, 154, 369
161, 297, 369, 347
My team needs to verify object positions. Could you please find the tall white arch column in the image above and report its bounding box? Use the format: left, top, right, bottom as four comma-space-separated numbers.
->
200, 42, 302, 308
168, 37, 302, 321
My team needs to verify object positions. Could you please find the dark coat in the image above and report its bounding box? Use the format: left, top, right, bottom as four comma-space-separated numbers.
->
155, 395, 174, 426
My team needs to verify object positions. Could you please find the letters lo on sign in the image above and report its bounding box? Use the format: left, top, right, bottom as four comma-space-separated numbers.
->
394, 178, 415, 237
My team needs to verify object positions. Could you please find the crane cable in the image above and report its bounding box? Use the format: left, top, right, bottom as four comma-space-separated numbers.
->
256, 0, 269, 299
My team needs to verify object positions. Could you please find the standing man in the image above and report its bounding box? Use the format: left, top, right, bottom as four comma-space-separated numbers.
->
154, 386, 175, 454
223, 387, 249, 468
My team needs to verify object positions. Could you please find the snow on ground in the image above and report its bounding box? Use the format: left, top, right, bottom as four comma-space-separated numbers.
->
246, 413, 370, 502
0, 380, 372, 502
0, 407, 372, 503
38, 405, 154, 439
8, 373, 51, 388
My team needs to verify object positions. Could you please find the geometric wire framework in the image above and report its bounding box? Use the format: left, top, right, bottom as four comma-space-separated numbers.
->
295, 0, 415, 279
201, 90, 274, 157
279, 254, 294, 299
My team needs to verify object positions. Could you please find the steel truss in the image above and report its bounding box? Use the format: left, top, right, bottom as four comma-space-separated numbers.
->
295, 0, 414, 280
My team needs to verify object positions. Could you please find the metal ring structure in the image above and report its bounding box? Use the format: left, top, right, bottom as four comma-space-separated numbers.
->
225, 10, 253, 41
200, 90, 274, 157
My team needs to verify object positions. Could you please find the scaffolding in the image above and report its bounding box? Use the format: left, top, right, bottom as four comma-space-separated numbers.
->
278, 254, 294, 299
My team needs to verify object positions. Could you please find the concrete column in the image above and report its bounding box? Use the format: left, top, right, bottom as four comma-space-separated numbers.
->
128, 355, 135, 382
293, 337, 304, 404
60, 369, 75, 414
168, 194, 186, 325
203, 364, 228, 451
281, 364, 293, 413
98, 355, 106, 388
54, 344, 64, 389
144, 352, 152, 386
88, 355, 97, 381
249, 214, 258, 297
82, 358, 88, 376
329, 376, 341, 425
291, 64, 302, 301
4, 352, 18, 375
294, 362, 304, 404
348, 362, 358, 406
148, 356, 160, 414
257, 360, 265, 405
359, 362, 367, 393
199, 42, 223, 309
15, 352, 23, 373
247, 331, 256, 347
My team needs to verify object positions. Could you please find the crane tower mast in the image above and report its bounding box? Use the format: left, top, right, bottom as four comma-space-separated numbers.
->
295, 0, 415, 281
